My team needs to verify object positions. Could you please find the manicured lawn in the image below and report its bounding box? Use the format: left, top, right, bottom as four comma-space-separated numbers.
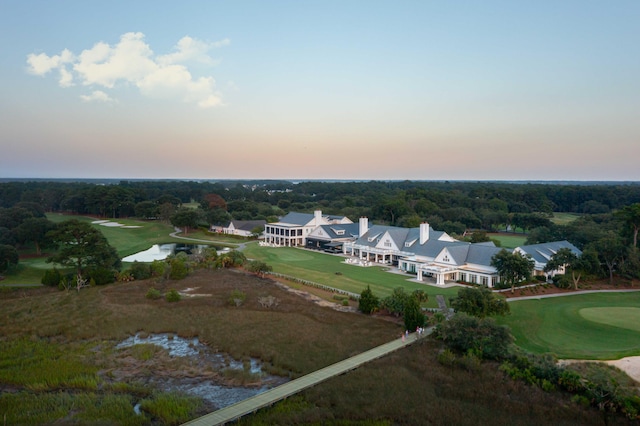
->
497, 292, 640, 359
242, 243, 459, 308
551, 212, 581, 225
488, 233, 527, 249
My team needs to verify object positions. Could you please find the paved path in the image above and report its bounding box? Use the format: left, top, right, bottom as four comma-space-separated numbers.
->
506, 288, 640, 302
183, 329, 432, 426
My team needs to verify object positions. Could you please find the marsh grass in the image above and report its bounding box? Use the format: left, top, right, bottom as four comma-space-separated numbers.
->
1, 268, 636, 424
139, 391, 202, 425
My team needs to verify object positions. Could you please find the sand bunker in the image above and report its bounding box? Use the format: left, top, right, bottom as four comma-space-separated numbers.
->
561, 356, 640, 383
91, 220, 141, 228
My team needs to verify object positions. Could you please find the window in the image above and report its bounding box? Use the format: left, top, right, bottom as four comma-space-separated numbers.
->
384, 239, 392, 247
459, 273, 466, 282
443, 255, 450, 262
481, 276, 488, 286
470, 274, 477, 284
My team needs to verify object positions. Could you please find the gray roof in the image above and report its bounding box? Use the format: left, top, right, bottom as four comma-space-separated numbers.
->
517, 240, 582, 264
229, 220, 266, 232
355, 224, 504, 267
277, 212, 316, 226
314, 223, 361, 240
276, 211, 349, 227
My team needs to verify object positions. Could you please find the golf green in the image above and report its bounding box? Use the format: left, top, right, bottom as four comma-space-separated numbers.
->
579, 307, 640, 332
499, 292, 640, 359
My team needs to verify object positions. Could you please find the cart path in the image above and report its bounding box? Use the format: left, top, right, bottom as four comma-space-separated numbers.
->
183, 328, 432, 426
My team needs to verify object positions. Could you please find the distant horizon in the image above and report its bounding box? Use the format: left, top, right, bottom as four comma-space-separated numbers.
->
1, 176, 639, 185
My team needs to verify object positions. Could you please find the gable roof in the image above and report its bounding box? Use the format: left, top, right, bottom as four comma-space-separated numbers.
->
313, 223, 361, 239
229, 220, 266, 232
517, 240, 582, 264
277, 212, 316, 226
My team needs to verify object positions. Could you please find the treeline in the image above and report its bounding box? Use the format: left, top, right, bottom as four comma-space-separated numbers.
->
1, 179, 639, 221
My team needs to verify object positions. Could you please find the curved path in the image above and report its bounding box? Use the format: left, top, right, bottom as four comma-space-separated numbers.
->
506, 288, 640, 302
183, 329, 431, 426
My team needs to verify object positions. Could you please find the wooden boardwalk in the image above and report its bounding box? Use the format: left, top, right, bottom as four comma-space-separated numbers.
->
183, 329, 431, 425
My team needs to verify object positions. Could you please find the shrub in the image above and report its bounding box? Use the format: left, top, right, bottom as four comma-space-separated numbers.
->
169, 258, 189, 280
552, 274, 572, 289
342, 299, 349, 306
129, 261, 152, 280
358, 285, 379, 315
229, 289, 246, 307
41, 268, 62, 287
436, 313, 513, 360
150, 260, 168, 278
165, 289, 181, 302
86, 267, 115, 285
437, 349, 456, 367
146, 288, 162, 300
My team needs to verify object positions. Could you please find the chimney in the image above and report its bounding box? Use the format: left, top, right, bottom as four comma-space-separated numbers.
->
314, 210, 322, 226
420, 222, 430, 244
359, 217, 369, 237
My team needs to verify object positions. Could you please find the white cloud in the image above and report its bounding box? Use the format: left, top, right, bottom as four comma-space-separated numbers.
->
26, 32, 229, 108
79, 90, 116, 103
157, 36, 228, 65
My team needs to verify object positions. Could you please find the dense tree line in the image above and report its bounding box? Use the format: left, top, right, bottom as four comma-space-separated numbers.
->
1, 179, 640, 282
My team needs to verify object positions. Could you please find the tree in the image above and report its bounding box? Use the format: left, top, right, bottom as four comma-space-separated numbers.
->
15, 217, 56, 255
616, 203, 640, 249
543, 247, 583, 289
450, 286, 509, 318
595, 232, 626, 284
358, 285, 380, 315
170, 207, 203, 235
436, 313, 513, 360
491, 249, 535, 293
46, 220, 121, 289
0, 244, 19, 273
134, 201, 160, 219
403, 295, 426, 331
382, 287, 410, 317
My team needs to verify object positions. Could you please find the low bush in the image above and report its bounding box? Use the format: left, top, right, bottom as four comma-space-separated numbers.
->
41, 268, 62, 287
146, 288, 162, 300
165, 289, 181, 303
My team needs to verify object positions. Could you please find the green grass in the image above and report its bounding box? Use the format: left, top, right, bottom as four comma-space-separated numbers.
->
488, 233, 527, 249
551, 212, 581, 225
242, 244, 458, 308
498, 292, 640, 359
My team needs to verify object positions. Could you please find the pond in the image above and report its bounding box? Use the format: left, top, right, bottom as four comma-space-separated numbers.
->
122, 243, 221, 262
116, 333, 287, 410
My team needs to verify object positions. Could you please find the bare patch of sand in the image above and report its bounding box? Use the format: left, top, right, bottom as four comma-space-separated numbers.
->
561, 357, 640, 383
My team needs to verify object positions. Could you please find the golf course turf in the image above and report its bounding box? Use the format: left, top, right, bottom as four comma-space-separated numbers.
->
497, 291, 640, 360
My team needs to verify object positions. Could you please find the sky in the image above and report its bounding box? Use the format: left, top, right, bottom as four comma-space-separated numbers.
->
1, 1, 639, 181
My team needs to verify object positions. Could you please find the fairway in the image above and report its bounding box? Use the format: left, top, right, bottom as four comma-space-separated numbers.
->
498, 292, 640, 359
243, 244, 460, 308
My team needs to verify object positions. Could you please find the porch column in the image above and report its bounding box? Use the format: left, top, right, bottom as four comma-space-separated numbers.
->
417, 270, 422, 281
436, 273, 444, 285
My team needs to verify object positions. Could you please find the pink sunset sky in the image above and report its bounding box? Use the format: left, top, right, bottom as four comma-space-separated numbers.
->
1, 1, 639, 181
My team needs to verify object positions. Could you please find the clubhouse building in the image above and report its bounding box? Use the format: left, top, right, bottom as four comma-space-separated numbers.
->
264, 210, 581, 287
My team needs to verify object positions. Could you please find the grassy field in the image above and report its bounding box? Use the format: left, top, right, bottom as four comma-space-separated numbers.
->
497, 292, 640, 359
488, 233, 528, 249
551, 212, 581, 225
242, 244, 459, 308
